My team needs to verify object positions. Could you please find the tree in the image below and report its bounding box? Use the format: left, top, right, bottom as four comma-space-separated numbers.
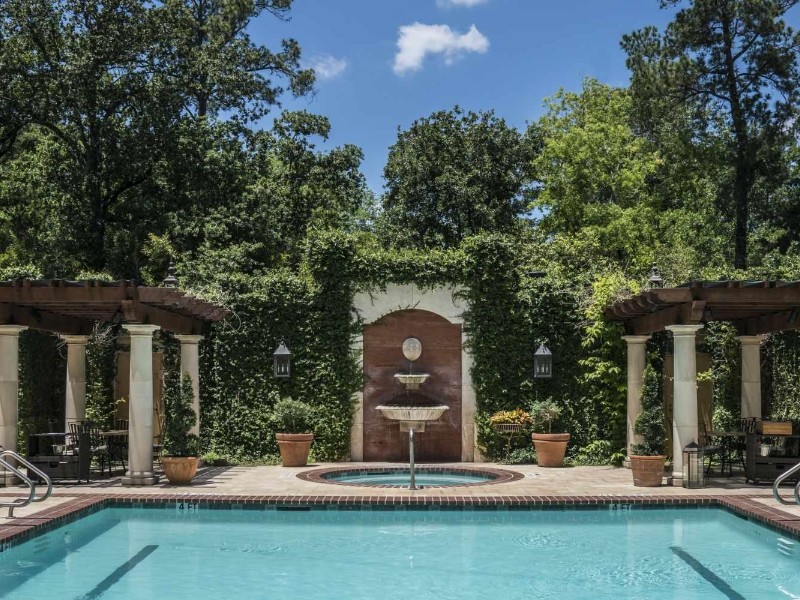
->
0, 0, 313, 274
622, 0, 800, 269
160, 0, 314, 121
377, 107, 536, 250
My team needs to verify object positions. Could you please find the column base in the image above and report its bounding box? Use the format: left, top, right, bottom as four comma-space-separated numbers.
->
623, 457, 631, 468
122, 474, 160, 486
668, 474, 684, 487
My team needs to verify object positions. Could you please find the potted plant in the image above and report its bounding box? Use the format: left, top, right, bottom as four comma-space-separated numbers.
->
274, 398, 315, 467
629, 363, 666, 487
162, 373, 200, 485
530, 399, 570, 467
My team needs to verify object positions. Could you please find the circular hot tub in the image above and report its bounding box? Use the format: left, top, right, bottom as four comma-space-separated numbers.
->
298, 466, 522, 488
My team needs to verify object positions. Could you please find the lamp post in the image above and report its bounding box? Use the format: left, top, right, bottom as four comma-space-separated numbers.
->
534, 344, 553, 379
273, 341, 292, 378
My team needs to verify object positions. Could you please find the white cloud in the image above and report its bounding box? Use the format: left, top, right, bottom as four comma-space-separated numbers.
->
308, 55, 348, 81
393, 23, 489, 75
437, 0, 489, 7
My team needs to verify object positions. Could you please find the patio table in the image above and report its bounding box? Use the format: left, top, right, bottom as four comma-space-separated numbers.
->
708, 431, 746, 475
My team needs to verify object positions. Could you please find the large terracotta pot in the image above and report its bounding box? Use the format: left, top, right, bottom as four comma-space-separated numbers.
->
276, 433, 314, 467
629, 455, 665, 487
161, 456, 199, 485
532, 433, 570, 467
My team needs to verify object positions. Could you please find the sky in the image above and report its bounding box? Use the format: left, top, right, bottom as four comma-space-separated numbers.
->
249, 0, 793, 194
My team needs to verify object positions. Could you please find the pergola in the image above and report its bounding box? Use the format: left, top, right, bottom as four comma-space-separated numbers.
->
605, 280, 800, 483
0, 279, 227, 486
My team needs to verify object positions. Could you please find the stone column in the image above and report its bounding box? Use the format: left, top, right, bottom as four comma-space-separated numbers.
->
738, 335, 766, 420
623, 335, 650, 467
665, 324, 703, 483
0, 325, 26, 485
175, 335, 203, 436
62, 335, 89, 431
122, 324, 160, 486
461, 327, 477, 462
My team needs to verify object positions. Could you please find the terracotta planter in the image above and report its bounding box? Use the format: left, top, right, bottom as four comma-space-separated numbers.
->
629, 455, 665, 487
276, 433, 314, 467
161, 456, 199, 485
532, 433, 570, 467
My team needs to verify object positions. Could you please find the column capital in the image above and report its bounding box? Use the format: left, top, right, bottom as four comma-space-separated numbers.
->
737, 334, 768, 345
61, 334, 90, 345
122, 324, 160, 336
0, 325, 27, 336
665, 324, 704, 336
622, 335, 651, 345
174, 334, 203, 345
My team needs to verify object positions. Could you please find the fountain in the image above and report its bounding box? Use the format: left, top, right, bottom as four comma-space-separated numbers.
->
375, 337, 449, 490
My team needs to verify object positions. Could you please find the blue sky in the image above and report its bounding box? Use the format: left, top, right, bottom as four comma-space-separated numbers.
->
250, 1, 794, 193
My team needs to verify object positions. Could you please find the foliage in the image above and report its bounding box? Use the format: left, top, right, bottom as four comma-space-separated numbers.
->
498, 447, 538, 465
573, 440, 626, 466
623, 0, 800, 269
631, 359, 666, 456
273, 398, 315, 434
84, 325, 119, 428
163, 372, 200, 457
378, 106, 536, 249
530, 400, 562, 434
489, 409, 532, 426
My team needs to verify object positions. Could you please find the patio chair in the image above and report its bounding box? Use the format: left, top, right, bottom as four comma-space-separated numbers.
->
700, 423, 724, 475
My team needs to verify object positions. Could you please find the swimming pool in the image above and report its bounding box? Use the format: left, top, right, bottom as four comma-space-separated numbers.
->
1, 505, 798, 599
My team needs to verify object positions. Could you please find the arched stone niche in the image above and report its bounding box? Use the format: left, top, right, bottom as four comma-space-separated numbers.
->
351, 284, 478, 462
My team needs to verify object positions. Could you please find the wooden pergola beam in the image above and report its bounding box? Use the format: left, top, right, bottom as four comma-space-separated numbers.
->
120, 300, 203, 335
734, 308, 800, 336
0, 303, 95, 335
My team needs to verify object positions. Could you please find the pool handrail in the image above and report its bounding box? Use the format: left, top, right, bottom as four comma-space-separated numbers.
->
771, 461, 800, 505
0, 447, 53, 517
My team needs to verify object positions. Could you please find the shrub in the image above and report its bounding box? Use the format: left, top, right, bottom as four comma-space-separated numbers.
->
631, 362, 665, 456
489, 408, 532, 426
530, 400, 562, 433
499, 447, 538, 465
163, 373, 200, 457
273, 398, 315, 434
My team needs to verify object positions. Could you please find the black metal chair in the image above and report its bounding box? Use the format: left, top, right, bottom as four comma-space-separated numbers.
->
700, 423, 724, 475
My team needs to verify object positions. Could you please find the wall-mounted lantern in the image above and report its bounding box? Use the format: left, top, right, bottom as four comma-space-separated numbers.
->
533, 344, 552, 379
273, 341, 292, 378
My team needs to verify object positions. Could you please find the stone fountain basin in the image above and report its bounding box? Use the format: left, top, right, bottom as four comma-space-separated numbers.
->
393, 373, 430, 390
375, 405, 449, 422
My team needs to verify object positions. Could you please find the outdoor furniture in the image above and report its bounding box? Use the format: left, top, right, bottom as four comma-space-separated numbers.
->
700, 423, 723, 475
99, 429, 128, 474
26, 431, 91, 482
745, 432, 800, 483
707, 431, 746, 476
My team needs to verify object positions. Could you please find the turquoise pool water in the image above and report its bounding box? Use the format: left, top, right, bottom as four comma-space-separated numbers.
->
1, 506, 798, 599
324, 469, 494, 486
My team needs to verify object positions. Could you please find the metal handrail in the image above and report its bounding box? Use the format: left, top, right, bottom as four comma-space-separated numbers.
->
772, 462, 800, 505
0, 449, 53, 517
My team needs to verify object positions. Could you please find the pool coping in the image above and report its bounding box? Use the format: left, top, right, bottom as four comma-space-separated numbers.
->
297, 465, 524, 488
1, 493, 799, 553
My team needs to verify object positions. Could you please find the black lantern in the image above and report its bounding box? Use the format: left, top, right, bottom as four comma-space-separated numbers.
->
533, 344, 553, 379
273, 341, 291, 378
682, 441, 705, 489
647, 263, 664, 289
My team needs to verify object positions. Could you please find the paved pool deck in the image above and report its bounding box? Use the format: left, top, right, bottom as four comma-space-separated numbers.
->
2, 463, 799, 549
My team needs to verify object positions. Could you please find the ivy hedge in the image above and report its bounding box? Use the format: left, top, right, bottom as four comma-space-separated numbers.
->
11, 229, 800, 466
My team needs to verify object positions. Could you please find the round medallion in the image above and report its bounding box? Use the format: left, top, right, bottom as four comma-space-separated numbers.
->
402, 337, 422, 362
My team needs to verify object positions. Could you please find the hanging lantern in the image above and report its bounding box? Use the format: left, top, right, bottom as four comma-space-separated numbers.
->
682, 441, 705, 489
273, 341, 292, 378
533, 344, 552, 379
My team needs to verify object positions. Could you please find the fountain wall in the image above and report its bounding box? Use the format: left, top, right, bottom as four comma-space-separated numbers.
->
362, 309, 461, 461
351, 284, 478, 462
